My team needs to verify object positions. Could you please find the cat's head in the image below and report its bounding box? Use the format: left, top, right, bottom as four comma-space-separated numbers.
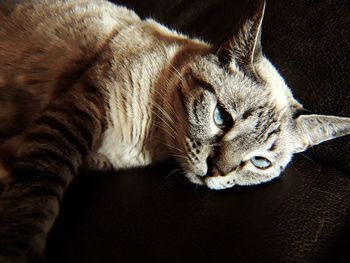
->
165, 0, 350, 190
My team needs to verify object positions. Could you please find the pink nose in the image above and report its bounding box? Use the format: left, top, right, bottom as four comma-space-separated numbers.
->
209, 165, 223, 177
206, 156, 224, 177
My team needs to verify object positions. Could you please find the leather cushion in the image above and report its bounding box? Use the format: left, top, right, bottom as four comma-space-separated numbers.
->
47, 159, 350, 263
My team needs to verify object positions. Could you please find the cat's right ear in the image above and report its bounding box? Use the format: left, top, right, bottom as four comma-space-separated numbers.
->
215, 0, 265, 74
292, 114, 350, 153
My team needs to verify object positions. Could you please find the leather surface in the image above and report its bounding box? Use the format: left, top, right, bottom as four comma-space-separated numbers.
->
40, 0, 349, 262
46, 158, 350, 263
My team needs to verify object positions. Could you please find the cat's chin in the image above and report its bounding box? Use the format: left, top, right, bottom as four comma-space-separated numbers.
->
204, 176, 236, 190
185, 172, 236, 190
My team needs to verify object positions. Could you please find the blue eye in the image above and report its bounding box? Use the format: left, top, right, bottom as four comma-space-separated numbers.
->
214, 105, 225, 126
250, 156, 272, 169
213, 104, 233, 128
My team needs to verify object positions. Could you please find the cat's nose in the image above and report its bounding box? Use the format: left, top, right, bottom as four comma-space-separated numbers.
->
206, 154, 241, 177
206, 156, 224, 177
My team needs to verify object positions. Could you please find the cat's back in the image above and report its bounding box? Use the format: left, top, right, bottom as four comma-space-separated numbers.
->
0, 0, 140, 88
0, 0, 141, 139
0, 0, 140, 52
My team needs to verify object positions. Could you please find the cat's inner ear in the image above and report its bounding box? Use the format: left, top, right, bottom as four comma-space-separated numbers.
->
216, 0, 265, 73
292, 114, 350, 153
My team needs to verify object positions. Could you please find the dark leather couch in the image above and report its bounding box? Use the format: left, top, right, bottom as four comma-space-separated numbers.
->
44, 0, 350, 262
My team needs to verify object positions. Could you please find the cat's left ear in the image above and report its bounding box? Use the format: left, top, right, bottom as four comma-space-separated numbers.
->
216, 0, 265, 73
292, 114, 350, 153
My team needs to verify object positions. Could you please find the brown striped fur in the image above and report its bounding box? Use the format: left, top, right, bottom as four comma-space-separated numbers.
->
0, 0, 349, 262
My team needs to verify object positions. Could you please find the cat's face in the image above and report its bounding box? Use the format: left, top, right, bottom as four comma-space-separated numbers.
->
172, 54, 297, 189
165, 0, 350, 190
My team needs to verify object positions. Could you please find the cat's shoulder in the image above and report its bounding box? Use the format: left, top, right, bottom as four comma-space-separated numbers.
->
1, 0, 141, 33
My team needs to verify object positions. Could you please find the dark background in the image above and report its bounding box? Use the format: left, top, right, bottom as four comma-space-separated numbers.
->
29, 0, 348, 262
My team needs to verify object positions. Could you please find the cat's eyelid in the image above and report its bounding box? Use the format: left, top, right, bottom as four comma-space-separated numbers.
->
217, 102, 232, 114
190, 76, 234, 117
243, 150, 274, 163
190, 75, 216, 95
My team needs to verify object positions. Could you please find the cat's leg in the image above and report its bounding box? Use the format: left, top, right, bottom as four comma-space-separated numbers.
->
0, 135, 24, 168
0, 87, 40, 140
0, 135, 23, 194
0, 82, 106, 262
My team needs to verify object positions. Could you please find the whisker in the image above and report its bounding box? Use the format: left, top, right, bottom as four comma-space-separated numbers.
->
166, 168, 183, 179
151, 88, 177, 117
169, 63, 185, 83
297, 153, 317, 163
151, 110, 177, 140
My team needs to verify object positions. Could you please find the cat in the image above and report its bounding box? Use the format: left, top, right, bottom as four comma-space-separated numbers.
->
0, 0, 349, 261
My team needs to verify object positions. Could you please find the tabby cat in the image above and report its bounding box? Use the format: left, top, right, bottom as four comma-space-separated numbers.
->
0, 0, 349, 261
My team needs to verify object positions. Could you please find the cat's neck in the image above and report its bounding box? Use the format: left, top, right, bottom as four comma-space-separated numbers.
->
95, 20, 209, 169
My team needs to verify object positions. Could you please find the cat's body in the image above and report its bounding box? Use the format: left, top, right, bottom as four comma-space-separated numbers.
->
0, 0, 349, 261
0, 0, 173, 169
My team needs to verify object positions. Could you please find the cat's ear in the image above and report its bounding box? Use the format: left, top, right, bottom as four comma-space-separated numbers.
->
216, 0, 265, 72
292, 114, 350, 153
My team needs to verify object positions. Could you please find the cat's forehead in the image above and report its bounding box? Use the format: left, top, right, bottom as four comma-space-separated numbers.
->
189, 55, 270, 111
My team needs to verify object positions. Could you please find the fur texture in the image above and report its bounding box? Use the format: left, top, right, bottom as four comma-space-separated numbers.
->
0, 0, 349, 261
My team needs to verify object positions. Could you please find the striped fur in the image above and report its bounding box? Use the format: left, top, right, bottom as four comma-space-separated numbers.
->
0, 0, 349, 261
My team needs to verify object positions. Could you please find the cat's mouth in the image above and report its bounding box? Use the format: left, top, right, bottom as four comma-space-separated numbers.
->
184, 161, 232, 189
184, 156, 238, 190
